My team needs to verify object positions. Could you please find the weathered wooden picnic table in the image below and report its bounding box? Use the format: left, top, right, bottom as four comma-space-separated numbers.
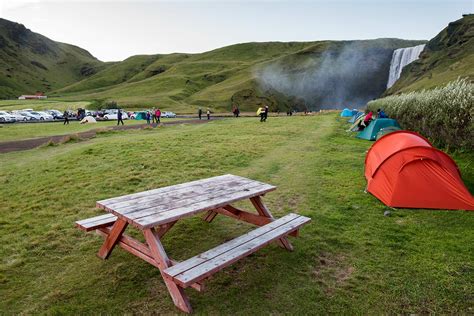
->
76, 174, 310, 313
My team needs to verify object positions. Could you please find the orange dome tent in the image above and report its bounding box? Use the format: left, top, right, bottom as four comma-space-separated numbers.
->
365, 131, 474, 210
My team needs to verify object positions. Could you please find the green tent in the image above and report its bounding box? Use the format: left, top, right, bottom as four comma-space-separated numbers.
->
135, 112, 147, 120
376, 126, 402, 140
356, 118, 401, 141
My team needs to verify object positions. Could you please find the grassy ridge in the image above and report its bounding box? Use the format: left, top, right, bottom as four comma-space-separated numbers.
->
0, 19, 106, 98
1, 115, 472, 313
52, 40, 424, 113
387, 15, 474, 94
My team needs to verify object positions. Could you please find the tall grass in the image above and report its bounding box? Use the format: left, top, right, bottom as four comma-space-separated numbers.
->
368, 78, 473, 150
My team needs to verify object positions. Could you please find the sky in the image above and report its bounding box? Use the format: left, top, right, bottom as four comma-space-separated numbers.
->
1, 0, 473, 61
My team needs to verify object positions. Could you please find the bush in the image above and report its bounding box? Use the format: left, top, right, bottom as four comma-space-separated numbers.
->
367, 78, 473, 150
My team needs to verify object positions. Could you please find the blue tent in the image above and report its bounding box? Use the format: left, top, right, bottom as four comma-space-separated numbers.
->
340, 108, 353, 117
348, 111, 364, 123
351, 109, 359, 115
356, 118, 401, 141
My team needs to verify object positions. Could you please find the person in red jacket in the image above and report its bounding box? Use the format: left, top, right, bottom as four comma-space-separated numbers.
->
155, 108, 161, 123
358, 111, 373, 130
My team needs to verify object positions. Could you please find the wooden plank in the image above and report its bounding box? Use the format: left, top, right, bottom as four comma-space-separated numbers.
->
251, 196, 293, 251
144, 228, 193, 314
98, 174, 250, 206
202, 210, 218, 223
105, 179, 269, 217
170, 215, 311, 287
97, 218, 128, 259
135, 183, 276, 229
100, 176, 256, 211
219, 205, 298, 237
76, 214, 117, 231
164, 213, 301, 278
96, 227, 204, 292
124, 182, 273, 221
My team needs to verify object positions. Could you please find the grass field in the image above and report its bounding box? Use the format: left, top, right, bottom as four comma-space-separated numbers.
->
0, 114, 473, 314
0, 118, 183, 142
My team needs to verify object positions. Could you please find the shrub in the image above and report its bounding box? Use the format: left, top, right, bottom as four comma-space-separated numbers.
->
367, 78, 473, 150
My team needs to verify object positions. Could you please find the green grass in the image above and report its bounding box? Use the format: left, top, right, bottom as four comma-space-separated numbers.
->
0, 114, 472, 314
0, 119, 148, 142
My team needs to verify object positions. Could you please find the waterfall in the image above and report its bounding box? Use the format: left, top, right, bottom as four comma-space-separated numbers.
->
386, 44, 425, 88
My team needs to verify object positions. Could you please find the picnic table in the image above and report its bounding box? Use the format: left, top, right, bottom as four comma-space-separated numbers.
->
76, 174, 310, 313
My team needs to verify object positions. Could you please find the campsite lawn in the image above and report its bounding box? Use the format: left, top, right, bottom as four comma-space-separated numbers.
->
0, 114, 472, 314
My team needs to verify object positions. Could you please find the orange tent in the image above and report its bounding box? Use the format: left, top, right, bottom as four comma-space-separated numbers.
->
365, 131, 474, 210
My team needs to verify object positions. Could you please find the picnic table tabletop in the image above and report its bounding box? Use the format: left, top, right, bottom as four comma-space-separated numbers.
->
96, 174, 276, 229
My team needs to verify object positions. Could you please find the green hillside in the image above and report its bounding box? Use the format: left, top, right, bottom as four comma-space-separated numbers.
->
0, 18, 107, 98
53, 40, 423, 112
386, 14, 474, 94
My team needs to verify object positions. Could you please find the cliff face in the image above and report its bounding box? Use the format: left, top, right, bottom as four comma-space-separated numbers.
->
385, 14, 474, 95
0, 18, 105, 98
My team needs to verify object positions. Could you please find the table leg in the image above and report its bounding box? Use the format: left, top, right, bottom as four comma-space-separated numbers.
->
250, 196, 294, 251
97, 218, 128, 259
144, 227, 193, 314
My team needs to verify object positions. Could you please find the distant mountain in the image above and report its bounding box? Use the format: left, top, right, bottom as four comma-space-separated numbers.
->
0, 18, 107, 98
53, 39, 423, 112
386, 14, 474, 94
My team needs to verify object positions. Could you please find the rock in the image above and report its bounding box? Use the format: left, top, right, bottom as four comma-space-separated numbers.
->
384, 210, 391, 217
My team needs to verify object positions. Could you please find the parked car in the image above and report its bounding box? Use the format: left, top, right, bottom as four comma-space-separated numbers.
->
46, 109, 64, 120
19, 111, 37, 121
7, 112, 28, 122
36, 111, 54, 120
0, 111, 15, 122
27, 111, 53, 120
162, 111, 176, 118
103, 109, 129, 120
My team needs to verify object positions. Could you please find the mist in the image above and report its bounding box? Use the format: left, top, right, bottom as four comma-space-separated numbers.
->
256, 42, 393, 110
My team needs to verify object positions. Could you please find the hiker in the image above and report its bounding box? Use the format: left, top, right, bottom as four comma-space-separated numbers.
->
358, 111, 373, 130
155, 108, 161, 123
152, 108, 157, 123
207, 109, 211, 120
263, 105, 269, 122
377, 108, 387, 118
146, 111, 151, 125
117, 109, 124, 125
198, 108, 202, 120
63, 110, 69, 125
258, 107, 264, 122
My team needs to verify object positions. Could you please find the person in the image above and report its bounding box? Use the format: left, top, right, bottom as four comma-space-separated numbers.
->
358, 111, 373, 130
377, 108, 387, 118
117, 109, 124, 125
146, 111, 151, 125
258, 107, 265, 122
263, 105, 269, 122
63, 110, 69, 125
152, 108, 157, 123
155, 108, 161, 123
198, 108, 202, 120
207, 109, 211, 120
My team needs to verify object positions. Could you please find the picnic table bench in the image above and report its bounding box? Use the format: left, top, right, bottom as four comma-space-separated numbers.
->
76, 174, 310, 313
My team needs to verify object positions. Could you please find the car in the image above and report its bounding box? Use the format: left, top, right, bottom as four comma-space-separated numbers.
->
162, 111, 176, 118
46, 109, 64, 120
0, 111, 15, 122
7, 112, 28, 122
18, 111, 38, 120
103, 110, 129, 120
35, 111, 54, 120
27, 111, 53, 120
